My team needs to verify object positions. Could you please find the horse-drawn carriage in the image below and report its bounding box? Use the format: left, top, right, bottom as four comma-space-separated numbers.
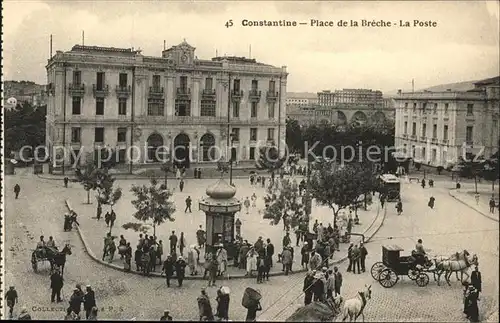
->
31, 244, 72, 277
370, 245, 431, 288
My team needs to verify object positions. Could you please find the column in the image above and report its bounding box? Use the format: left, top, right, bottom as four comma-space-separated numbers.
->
134, 69, 148, 117
166, 74, 175, 117
279, 76, 287, 156
191, 74, 201, 117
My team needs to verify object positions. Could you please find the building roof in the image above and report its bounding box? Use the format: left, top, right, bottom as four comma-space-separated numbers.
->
473, 76, 500, 87
70, 45, 139, 55
286, 92, 318, 99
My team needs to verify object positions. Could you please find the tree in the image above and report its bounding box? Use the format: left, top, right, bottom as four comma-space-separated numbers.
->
96, 172, 123, 233
308, 161, 371, 224
481, 157, 499, 191
75, 160, 99, 204
456, 154, 485, 193
130, 177, 176, 237
285, 117, 303, 154
255, 144, 288, 178
263, 178, 305, 226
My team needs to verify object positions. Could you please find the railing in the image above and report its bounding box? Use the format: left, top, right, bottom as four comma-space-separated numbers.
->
115, 85, 131, 98
202, 88, 216, 99
402, 134, 408, 139
267, 91, 279, 102
68, 83, 85, 96
442, 139, 449, 144
410, 134, 417, 140
248, 89, 262, 101
231, 90, 244, 100
149, 87, 164, 98
431, 138, 438, 143
93, 84, 109, 98
420, 136, 427, 141
176, 87, 191, 98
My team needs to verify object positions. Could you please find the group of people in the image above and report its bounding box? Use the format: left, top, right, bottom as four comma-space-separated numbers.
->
303, 266, 343, 305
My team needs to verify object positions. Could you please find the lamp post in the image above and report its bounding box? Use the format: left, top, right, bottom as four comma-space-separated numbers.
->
229, 132, 235, 186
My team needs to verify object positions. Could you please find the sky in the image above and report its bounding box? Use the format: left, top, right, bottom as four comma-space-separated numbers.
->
3, 0, 499, 93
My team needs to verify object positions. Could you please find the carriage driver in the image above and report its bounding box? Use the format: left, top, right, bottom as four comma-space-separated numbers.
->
413, 239, 427, 265
36, 236, 47, 257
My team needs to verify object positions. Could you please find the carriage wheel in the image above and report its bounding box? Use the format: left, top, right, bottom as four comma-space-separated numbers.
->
370, 262, 385, 280
408, 268, 420, 280
415, 273, 430, 287
378, 269, 398, 288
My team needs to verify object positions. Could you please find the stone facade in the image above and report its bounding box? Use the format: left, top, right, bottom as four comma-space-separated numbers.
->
394, 76, 500, 167
45, 41, 288, 168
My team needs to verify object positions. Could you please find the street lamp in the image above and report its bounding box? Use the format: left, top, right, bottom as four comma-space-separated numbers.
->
229, 132, 235, 186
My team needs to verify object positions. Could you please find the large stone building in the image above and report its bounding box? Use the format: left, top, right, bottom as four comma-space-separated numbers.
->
45, 41, 288, 169
285, 92, 318, 106
394, 76, 499, 167
287, 88, 393, 126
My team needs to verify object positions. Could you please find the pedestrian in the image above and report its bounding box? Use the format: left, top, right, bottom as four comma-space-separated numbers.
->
429, 179, 434, 188
359, 242, 368, 272
471, 265, 482, 298
87, 307, 98, 321
244, 197, 251, 214
462, 281, 470, 316
197, 289, 214, 321
421, 178, 426, 188
124, 244, 132, 272
179, 232, 187, 256
216, 287, 230, 321
196, 225, 206, 248
380, 195, 385, 208
326, 269, 335, 300
489, 196, 496, 213
5, 286, 18, 318
176, 167, 181, 180
17, 307, 31, 320
282, 247, 293, 275
245, 299, 262, 322
312, 272, 325, 302
14, 184, 21, 199
351, 244, 361, 274
169, 231, 178, 255
333, 266, 343, 296
303, 271, 314, 305
208, 254, 218, 286
396, 199, 403, 215
185, 196, 192, 213
162, 255, 175, 287
134, 245, 142, 271
235, 218, 242, 237
251, 193, 257, 207
216, 244, 228, 276
83, 285, 96, 319
265, 239, 274, 268
50, 269, 64, 303
179, 179, 184, 192
428, 196, 435, 209
64, 177, 69, 188
301, 242, 310, 269
175, 256, 187, 287
69, 288, 83, 318
282, 232, 291, 248
347, 243, 354, 272
465, 285, 479, 322
160, 310, 173, 321
96, 202, 102, 221
110, 210, 116, 228
104, 211, 111, 227
309, 250, 322, 271
295, 227, 301, 247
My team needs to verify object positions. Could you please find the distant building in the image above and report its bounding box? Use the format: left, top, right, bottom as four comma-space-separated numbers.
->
45, 41, 288, 169
286, 92, 318, 106
394, 76, 500, 167
318, 88, 384, 108
3, 80, 47, 108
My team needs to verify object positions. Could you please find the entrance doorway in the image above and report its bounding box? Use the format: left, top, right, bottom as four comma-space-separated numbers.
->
147, 133, 164, 162
174, 133, 190, 168
200, 133, 216, 162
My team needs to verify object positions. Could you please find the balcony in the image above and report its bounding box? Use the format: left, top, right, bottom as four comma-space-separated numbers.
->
68, 83, 85, 97
93, 84, 109, 98
115, 85, 131, 98
201, 88, 216, 100
420, 136, 427, 142
267, 90, 279, 102
410, 134, 417, 140
431, 137, 438, 144
442, 139, 449, 145
176, 87, 191, 100
402, 134, 408, 139
149, 87, 164, 99
231, 89, 244, 102
248, 89, 262, 102
266, 138, 275, 145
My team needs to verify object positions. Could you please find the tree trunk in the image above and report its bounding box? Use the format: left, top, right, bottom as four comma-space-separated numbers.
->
492, 180, 495, 193
87, 190, 90, 204
474, 176, 478, 194
153, 223, 156, 237
164, 173, 168, 187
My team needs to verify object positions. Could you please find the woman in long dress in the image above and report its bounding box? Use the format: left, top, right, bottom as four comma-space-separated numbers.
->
187, 245, 200, 276
216, 246, 228, 276
246, 247, 258, 276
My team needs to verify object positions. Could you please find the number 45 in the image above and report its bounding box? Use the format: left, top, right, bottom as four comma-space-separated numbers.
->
225, 20, 233, 28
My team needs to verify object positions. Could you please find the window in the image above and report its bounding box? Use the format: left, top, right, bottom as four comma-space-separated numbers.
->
94, 127, 104, 143
200, 100, 216, 117
233, 79, 240, 91
412, 145, 416, 158
96, 98, 105, 115
73, 71, 81, 84
443, 125, 448, 140
432, 149, 437, 162
148, 99, 165, 116
404, 121, 408, 134
268, 102, 275, 118
422, 103, 427, 113
118, 98, 127, 115
232, 128, 240, 141
444, 103, 449, 114
404, 102, 408, 109
267, 128, 275, 140
467, 104, 474, 116
269, 80, 276, 92
422, 123, 427, 137
433, 103, 438, 114
466, 126, 473, 143
412, 122, 416, 135
422, 147, 426, 160
251, 102, 258, 118
152, 75, 161, 89
175, 100, 190, 116
249, 147, 256, 160
251, 80, 258, 90
72, 97, 81, 115
96, 72, 105, 90
432, 124, 437, 138
250, 128, 257, 141
117, 127, 127, 143
71, 127, 81, 143
118, 149, 126, 163
119, 73, 128, 87
232, 102, 240, 118
403, 144, 407, 154
180, 76, 188, 89
413, 103, 417, 112
205, 77, 213, 90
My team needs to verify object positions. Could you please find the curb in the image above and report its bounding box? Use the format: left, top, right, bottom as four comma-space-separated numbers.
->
65, 199, 385, 280
448, 189, 499, 222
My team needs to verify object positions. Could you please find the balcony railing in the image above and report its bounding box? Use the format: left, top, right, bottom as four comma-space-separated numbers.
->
201, 88, 216, 100
420, 136, 427, 141
231, 89, 244, 101
68, 83, 85, 97
149, 87, 164, 99
442, 139, 449, 144
248, 89, 262, 101
431, 138, 438, 143
176, 87, 191, 99
410, 134, 417, 140
93, 84, 109, 98
267, 90, 278, 102
402, 134, 408, 139
115, 85, 131, 98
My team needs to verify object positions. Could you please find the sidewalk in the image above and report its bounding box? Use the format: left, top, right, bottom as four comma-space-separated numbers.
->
448, 188, 499, 222
66, 194, 384, 280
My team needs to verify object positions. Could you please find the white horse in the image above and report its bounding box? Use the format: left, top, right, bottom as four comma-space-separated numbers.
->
436, 254, 478, 286
341, 284, 372, 322
429, 250, 470, 281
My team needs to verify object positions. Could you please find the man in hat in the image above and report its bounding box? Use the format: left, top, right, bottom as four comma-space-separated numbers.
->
160, 310, 173, 321
465, 285, 479, 322
326, 269, 335, 300
14, 183, 21, 199
83, 285, 96, 319
197, 288, 214, 321
50, 268, 64, 303
303, 271, 315, 305
4, 286, 18, 318
175, 256, 187, 287
359, 242, 368, 273
309, 250, 322, 271
69, 288, 83, 318
471, 265, 482, 298
312, 271, 325, 302
265, 238, 274, 268
162, 255, 175, 287
301, 242, 310, 270
169, 231, 178, 255
333, 266, 343, 296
